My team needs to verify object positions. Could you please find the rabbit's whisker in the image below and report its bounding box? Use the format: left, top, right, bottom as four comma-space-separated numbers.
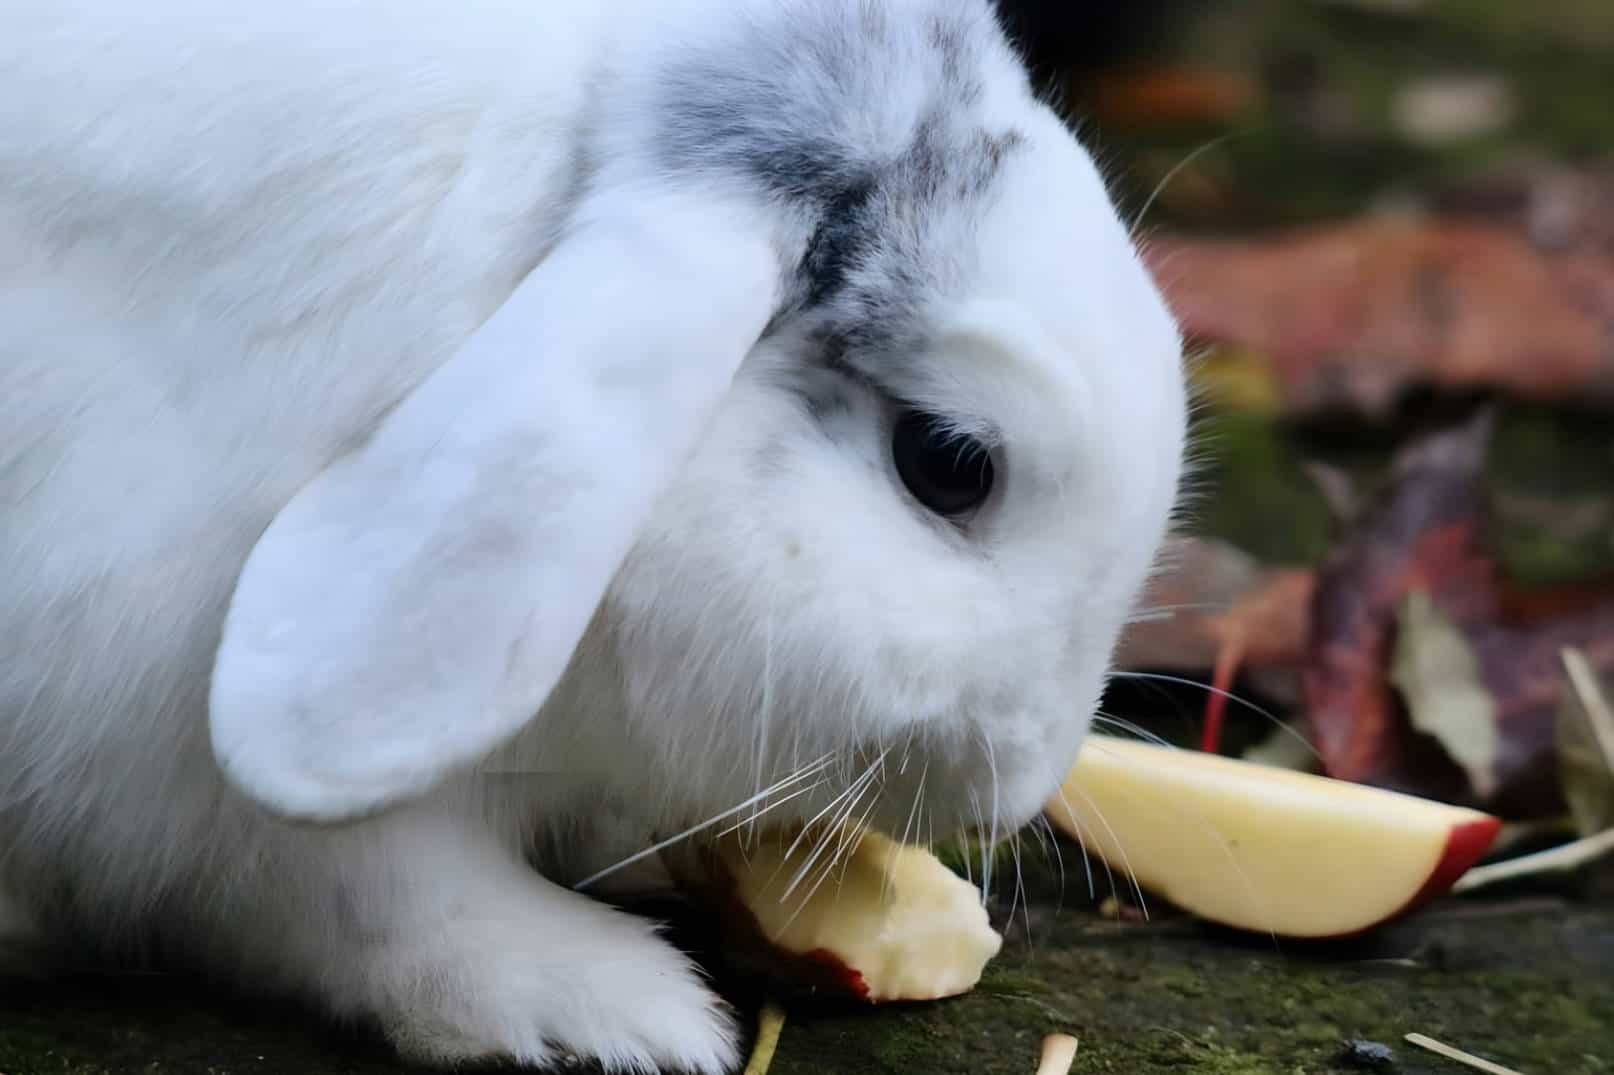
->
777, 751, 877, 867
1012, 832, 1031, 947
1125, 601, 1235, 625
780, 748, 887, 901
984, 733, 1001, 908
1051, 781, 1118, 909
749, 606, 778, 837
713, 778, 828, 841
833, 772, 883, 884
1127, 132, 1241, 243
968, 791, 987, 904
1055, 767, 1149, 919
1033, 813, 1068, 915
573, 752, 834, 891
885, 760, 929, 904
1091, 712, 1174, 748
773, 766, 881, 934
1106, 671, 1320, 762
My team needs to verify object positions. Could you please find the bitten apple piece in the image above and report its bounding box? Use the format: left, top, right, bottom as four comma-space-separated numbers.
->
678, 824, 1002, 1002
1047, 736, 1501, 938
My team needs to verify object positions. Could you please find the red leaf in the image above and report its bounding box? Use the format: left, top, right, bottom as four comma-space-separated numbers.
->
1303, 414, 1499, 799
1146, 220, 1614, 416
1302, 411, 1614, 815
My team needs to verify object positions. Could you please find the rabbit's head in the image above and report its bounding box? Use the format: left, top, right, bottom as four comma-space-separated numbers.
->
209, 0, 1186, 837
584, 105, 1187, 846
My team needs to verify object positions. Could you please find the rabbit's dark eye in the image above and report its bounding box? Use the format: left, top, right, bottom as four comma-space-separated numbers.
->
892, 411, 995, 518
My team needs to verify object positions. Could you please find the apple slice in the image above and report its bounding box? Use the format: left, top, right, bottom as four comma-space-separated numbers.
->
1046, 736, 1501, 938
674, 823, 1002, 1002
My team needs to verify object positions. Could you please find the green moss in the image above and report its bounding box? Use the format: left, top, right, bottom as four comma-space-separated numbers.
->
1487, 405, 1614, 586
1187, 412, 1336, 565
760, 876, 1614, 1073
1180, 397, 1614, 585
1094, 0, 1614, 233
6, 887, 1613, 1073
975, 970, 1056, 997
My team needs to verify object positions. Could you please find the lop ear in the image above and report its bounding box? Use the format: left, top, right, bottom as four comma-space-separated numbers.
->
210, 200, 780, 823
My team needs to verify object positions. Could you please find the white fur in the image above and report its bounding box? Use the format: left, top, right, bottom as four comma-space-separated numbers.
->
0, 0, 1187, 1070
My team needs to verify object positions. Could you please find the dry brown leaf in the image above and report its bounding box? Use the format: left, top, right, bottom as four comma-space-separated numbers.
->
1147, 220, 1614, 416
1117, 536, 1312, 710
1304, 413, 1614, 814
1080, 66, 1257, 128
1303, 414, 1498, 800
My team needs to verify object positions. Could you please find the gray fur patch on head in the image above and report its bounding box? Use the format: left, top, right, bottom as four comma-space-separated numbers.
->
652, 0, 1029, 389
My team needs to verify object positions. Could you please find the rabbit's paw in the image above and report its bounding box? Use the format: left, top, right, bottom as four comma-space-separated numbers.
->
368, 886, 738, 1074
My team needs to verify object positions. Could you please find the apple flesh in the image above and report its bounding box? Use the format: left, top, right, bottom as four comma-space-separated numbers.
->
1046, 736, 1501, 938
676, 824, 1002, 1003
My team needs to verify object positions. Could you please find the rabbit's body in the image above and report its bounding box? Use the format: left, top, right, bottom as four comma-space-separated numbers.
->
1, 1, 1187, 1070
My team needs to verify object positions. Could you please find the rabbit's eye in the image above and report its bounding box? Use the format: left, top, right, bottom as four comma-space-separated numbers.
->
892, 411, 995, 518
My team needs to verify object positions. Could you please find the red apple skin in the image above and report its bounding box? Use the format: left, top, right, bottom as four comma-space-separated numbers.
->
673, 855, 877, 1002
785, 948, 872, 1002
670, 827, 1002, 1003
1310, 814, 1502, 941
1407, 816, 1502, 910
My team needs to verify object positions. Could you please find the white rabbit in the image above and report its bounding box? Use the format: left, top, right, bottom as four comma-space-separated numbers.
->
0, 0, 1187, 1070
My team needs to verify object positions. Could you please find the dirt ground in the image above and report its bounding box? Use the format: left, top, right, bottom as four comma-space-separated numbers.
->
3, 857, 1610, 1074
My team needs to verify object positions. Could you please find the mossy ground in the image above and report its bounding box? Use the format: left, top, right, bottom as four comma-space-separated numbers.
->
768, 894, 1614, 1074
3, 855, 1610, 1074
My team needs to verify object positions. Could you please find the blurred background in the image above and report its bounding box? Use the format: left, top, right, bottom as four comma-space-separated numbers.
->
3, 6, 1610, 1073
993, 0, 1614, 845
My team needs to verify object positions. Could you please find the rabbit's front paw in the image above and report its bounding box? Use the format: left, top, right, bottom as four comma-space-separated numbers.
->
370, 887, 738, 1074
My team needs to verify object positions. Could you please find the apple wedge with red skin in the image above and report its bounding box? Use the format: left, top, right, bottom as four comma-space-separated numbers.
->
1046, 736, 1501, 939
672, 823, 1002, 1003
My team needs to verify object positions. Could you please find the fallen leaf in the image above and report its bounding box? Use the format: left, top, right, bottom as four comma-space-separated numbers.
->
1122, 536, 1266, 674
1204, 567, 1318, 669
1390, 74, 1514, 147
1080, 66, 1258, 129
1146, 219, 1614, 416
1431, 161, 1614, 256
1465, 607, 1614, 816
1391, 589, 1501, 799
1303, 412, 1498, 799
1303, 411, 1614, 814
1556, 648, 1614, 837
1117, 537, 1313, 708
1189, 347, 1286, 416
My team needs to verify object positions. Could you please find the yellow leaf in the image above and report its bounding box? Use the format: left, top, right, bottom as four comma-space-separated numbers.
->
1390, 590, 1499, 798
1555, 647, 1614, 838
1188, 346, 1283, 415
